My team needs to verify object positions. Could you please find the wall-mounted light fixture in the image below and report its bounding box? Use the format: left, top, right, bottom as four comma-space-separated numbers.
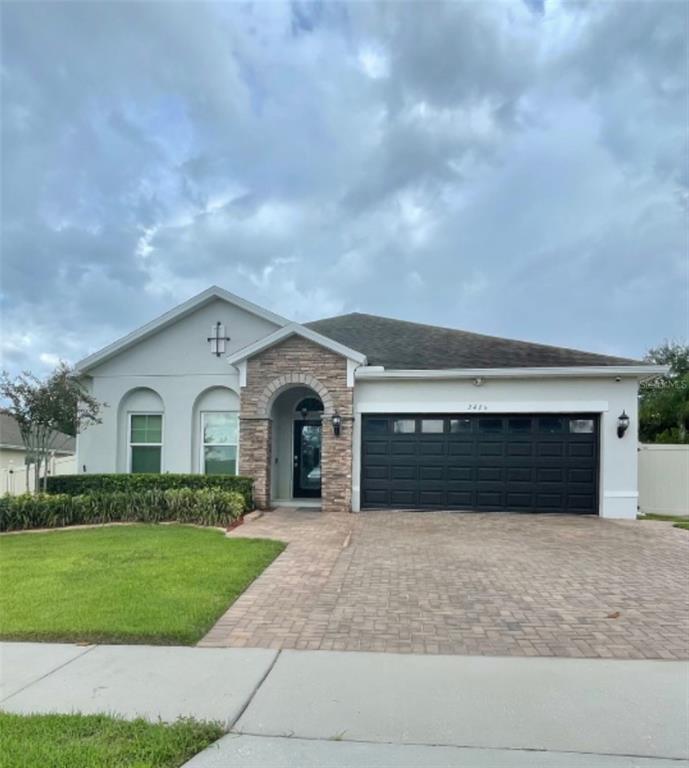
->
331, 412, 342, 437
617, 410, 630, 438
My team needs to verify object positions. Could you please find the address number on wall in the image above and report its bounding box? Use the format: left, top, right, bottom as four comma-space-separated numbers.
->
466, 403, 488, 411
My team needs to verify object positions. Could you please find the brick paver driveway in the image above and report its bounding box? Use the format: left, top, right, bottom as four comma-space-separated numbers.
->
200, 509, 689, 659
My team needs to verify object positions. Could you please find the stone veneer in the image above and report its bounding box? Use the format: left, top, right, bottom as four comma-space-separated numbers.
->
238, 334, 354, 513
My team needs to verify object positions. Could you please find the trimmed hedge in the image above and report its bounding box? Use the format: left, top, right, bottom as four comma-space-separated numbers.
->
0, 488, 245, 533
46, 474, 253, 510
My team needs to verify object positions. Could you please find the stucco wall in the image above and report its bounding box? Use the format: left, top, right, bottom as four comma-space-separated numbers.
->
352, 375, 640, 518
77, 298, 275, 473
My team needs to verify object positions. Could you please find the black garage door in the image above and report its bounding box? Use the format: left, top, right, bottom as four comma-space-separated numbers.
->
361, 414, 599, 513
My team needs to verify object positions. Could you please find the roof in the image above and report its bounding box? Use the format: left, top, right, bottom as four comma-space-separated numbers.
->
76, 286, 289, 373
305, 312, 642, 370
0, 412, 76, 454
226, 323, 367, 366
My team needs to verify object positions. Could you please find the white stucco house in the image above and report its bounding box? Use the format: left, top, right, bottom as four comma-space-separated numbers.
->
75, 286, 664, 519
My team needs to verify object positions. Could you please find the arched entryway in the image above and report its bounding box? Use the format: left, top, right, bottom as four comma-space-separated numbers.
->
269, 386, 324, 506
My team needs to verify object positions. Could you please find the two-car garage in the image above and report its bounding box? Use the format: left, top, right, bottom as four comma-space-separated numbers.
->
361, 413, 599, 513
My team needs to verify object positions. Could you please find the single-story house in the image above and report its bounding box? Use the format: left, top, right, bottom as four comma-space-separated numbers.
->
0, 411, 76, 494
75, 286, 664, 518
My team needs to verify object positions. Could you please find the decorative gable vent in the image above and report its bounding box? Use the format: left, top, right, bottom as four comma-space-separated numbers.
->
208, 322, 231, 357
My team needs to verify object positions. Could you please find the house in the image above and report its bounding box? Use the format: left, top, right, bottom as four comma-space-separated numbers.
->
75, 286, 664, 518
0, 411, 76, 494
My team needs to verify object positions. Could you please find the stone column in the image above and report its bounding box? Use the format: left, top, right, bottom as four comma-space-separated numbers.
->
321, 416, 353, 513
239, 417, 272, 509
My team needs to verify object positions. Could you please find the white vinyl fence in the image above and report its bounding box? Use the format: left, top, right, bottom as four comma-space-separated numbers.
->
1, 454, 76, 496
638, 444, 689, 517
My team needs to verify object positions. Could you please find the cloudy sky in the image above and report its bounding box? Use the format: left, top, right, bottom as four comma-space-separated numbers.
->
1, 1, 687, 375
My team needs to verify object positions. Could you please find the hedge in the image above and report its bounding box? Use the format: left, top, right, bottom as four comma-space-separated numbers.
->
0, 488, 246, 533
45, 474, 253, 510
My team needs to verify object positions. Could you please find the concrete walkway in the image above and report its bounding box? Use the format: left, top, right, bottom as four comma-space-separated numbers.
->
1, 642, 687, 766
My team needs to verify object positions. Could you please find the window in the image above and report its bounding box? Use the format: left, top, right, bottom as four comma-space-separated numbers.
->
449, 418, 472, 433
508, 418, 532, 433
539, 416, 565, 433
478, 418, 502, 433
202, 412, 238, 475
130, 414, 162, 473
295, 397, 323, 414
421, 419, 444, 433
364, 418, 388, 434
393, 418, 416, 434
570, 418, 594, 434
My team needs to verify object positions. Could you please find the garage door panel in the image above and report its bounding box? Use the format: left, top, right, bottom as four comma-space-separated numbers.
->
447, 491, 474, 506
478, 467, 503, 481
391, 442, 416, 455
390, 489, 417, 505
391, 465, 416, 480
419, 465, 444, 480
361, 414, 598, 514
364, 465, 389, 480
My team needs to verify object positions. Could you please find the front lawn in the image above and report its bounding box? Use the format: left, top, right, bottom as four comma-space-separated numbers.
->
0, 525, 285, 644
0, 712, 223, 768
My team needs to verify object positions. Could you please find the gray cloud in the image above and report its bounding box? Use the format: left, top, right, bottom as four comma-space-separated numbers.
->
1, 0, 686, 376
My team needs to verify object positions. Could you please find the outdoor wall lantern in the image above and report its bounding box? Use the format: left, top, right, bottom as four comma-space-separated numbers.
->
331, 412, 342, 437
617, 410, 630, 438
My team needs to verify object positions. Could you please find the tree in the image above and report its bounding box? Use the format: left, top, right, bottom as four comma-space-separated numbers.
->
1, 363, 104, 491
639, 342, 689, 444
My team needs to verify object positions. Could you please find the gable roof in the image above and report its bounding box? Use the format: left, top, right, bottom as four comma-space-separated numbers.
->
76, 286, 289, 373
305, 312, 642, 370
0, 411, 75, 454
226, 323, 367, 365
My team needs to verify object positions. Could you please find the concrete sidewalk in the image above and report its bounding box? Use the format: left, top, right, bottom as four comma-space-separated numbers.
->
1, 642, 687, 767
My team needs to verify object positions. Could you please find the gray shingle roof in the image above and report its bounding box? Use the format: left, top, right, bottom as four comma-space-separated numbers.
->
305, 312, 640, 369
0, 411, 76, 453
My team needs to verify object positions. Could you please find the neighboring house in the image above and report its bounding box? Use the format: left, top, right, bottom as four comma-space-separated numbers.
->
75, 286, 664, 519
0, 411, 76, 494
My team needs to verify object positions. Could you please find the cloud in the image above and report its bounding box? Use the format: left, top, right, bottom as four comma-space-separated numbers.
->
0, 0, 686, 378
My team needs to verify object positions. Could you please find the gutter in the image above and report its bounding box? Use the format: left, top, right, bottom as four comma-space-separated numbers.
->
354, 365, 670, 381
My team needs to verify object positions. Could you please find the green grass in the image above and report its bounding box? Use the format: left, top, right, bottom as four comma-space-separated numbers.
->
0, 712, 223, 768
638, 513, 689, 531
0, 525, 285, 644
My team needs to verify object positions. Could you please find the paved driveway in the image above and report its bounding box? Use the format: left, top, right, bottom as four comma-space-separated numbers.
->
200, 510, 689, 659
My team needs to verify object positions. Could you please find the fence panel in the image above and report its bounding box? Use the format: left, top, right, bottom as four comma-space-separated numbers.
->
638, 444, 689, 516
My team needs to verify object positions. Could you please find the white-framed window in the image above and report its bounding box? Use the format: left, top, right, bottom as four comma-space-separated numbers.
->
201, 412, 238, 475
129, 413, 163, 473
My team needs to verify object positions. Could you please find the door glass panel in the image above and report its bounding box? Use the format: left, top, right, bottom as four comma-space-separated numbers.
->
299, 424, 321, 492
569, 418, 594, 434
449, 418, 472, 433
393, 419, 415, 434
421, 419, 444, 433
364, 418, 388, 434
478, 418, 502, 433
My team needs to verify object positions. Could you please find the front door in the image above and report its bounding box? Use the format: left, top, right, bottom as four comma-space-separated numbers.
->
293, 421, 322, 498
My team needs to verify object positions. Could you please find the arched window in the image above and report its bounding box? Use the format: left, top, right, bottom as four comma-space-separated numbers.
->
192, 387, 240, 475
118, 387, 164, 473
295, 397, 324, 418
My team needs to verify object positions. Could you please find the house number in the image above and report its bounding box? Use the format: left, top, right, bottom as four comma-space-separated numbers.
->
467, 403, 488, 411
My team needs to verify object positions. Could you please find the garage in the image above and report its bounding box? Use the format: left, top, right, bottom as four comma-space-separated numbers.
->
361, 413, 599, 513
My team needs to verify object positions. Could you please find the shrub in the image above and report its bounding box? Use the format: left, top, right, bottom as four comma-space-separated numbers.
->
45, 474, 253, 510
0, 488, 245, 533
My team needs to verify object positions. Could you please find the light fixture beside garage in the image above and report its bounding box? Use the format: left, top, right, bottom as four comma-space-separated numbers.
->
617, 410, 630, 438
331, 412, 342, 437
